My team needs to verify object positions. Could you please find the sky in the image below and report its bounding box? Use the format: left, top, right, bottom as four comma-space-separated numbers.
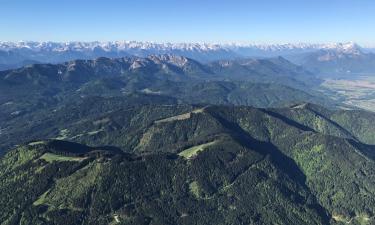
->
1, 0, 375, 46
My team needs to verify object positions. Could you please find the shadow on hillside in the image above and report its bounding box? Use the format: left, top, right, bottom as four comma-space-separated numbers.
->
348, 139, 375, 160
209, 112, 331, 224
46, 139, 126, 156
261, 109, 315, 132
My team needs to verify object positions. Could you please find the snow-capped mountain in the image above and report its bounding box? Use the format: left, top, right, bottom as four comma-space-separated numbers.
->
292, 42, 375, 75
0, 40, 371, 71
0, 41, 237, 70
0, 40, 364, 56
0, 41, 225, 52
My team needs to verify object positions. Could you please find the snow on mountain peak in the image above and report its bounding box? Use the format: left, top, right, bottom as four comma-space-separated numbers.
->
0, 40, 364, 53
321, 42, 362, 54
0, 41, 368, 68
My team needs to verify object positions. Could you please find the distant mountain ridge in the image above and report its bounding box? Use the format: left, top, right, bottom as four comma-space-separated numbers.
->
292, 42, 375, 75
0, 41, 336, 52
0, 55, 213, 85
0, 54, 317, 86
0, 41, 365, 53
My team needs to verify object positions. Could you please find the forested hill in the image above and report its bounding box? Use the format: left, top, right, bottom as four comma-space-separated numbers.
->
1, 103, 375, 225
0, 55, 340, 154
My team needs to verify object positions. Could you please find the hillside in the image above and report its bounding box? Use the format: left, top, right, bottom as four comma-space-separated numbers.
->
0, 55, 339, 154
1, 103, 375, 224
0, 91, 338, 154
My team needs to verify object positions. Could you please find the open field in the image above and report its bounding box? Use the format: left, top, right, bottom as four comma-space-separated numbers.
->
40, 153, 86, 163
321, 75, 375, 112
178, 141, 217, 159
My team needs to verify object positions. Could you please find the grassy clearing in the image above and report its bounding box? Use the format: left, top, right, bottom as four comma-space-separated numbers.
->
56, 129, 69, 140
155, 107, 206, 124
332, 214, 372, 225
178, 141, 217, 159
155, 112, 192, 123
33, 190, 50, 206
141, 88, 162, 95
28, 141, 46, 146
88, 129, 103, 135
40, 153, 85, 163
189, 181, 201, 199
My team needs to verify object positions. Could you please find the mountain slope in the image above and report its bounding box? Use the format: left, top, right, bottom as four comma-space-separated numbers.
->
208, 56, 319, 89
0, 89, 338, 154
1, 103, 375, 224
0, 137, 329, 225
0, 55, 337, 149
271, 103, 375, 145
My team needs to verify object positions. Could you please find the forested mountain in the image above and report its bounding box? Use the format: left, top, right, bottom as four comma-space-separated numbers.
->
0, 55, 341, 154
0, 54, 317, 86
1, 102, 375, 225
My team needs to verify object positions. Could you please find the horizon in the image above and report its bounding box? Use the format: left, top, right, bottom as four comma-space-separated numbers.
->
0, 40, 374, 48
1, 0, 375, 46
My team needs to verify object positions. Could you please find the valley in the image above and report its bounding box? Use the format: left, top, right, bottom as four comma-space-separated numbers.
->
320, 75, 375, 111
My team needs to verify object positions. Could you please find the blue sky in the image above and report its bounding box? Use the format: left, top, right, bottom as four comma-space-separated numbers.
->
1, 0, 374, 45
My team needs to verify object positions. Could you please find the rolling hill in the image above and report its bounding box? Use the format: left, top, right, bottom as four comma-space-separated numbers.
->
1, 103, 375, 224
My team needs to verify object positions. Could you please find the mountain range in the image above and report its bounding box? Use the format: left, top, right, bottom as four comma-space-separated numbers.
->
2, 41, 375, 75
0, 54, 339, 153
